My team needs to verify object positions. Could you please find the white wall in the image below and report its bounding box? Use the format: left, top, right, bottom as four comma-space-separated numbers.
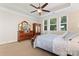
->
68, 10, 79, 33
0, 8, 38, 45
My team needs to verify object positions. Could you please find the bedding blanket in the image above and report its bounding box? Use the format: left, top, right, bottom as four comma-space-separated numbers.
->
53, 37, 67, 56
34, 34, 67, 56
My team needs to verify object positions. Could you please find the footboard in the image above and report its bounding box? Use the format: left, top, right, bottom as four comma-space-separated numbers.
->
31, 35, 37, 47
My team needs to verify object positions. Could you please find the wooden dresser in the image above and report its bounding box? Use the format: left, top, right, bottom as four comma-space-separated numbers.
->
18, 21, 41, 42
18, 31, 26, 41
18, 31, 34, 42
25, 31, 34, 39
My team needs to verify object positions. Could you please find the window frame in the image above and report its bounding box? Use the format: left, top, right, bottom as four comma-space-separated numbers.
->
43, 16, 68, 32
49, 17, 58, 31
59, 16, 68, 31
44, 20, 48, 31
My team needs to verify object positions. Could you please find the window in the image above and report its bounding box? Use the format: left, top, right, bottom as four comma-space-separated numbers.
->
60, 16, 67, 31
44, 20, 47, 30
50, 18, 57, 31
43, 16, 67, 32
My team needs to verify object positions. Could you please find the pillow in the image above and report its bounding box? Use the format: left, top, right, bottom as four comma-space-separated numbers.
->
69, 33, 79, 38
63, 32, 79, 40
71, 35, 79, 42
62, 31, 68, 38
62, 31, 72, 39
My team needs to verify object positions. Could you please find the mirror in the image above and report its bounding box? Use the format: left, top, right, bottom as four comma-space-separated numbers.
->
18, 21, 30, 32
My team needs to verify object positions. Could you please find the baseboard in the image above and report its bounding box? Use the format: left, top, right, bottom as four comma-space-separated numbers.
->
0, 40, 17, 45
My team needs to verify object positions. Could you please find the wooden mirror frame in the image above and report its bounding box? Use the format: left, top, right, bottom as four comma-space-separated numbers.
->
18, 21, 30, 32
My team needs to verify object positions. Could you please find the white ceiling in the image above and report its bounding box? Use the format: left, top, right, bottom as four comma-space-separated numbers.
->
0, 3, 79, 18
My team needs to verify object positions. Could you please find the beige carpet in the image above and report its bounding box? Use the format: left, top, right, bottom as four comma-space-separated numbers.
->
0, 40, 53, 56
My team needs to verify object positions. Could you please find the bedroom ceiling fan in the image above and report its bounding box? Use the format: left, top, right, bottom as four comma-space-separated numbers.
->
30, 3, 50, 15
30, 3, 71, 16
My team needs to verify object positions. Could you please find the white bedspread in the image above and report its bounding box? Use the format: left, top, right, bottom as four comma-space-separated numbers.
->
34, 32, 79, 56
34, 34, 57, 52
34, 34, 67, 55
53, 37, 67, 56
67, 35, 79, 56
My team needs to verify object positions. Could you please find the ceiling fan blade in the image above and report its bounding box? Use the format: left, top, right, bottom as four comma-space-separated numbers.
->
41, 3, 48, 8
42, 10, 50, 12
52, 3, 71, 11
30, 4, 38, 9
31, 10, 37, 13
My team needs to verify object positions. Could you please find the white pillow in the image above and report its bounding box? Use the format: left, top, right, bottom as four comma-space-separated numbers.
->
62, 31, 68, 38
63, 32, 79, 40
72, 35, 79, 41
68, 33, 79, 39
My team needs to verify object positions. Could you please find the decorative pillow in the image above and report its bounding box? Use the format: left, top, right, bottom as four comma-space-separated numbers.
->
63, 32, 79, 40
71, 35, 79, 42
68, 33, 79, 40
62, 31, 68, 38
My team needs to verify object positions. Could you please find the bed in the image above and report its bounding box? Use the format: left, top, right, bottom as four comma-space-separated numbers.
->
67, 35, 79, 56
33, 32, 79, 56
33, 34, 67, 56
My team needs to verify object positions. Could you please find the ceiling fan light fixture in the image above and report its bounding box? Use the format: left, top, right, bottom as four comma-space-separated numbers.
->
30, 3, 50, 15
37, 9, 42, 13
